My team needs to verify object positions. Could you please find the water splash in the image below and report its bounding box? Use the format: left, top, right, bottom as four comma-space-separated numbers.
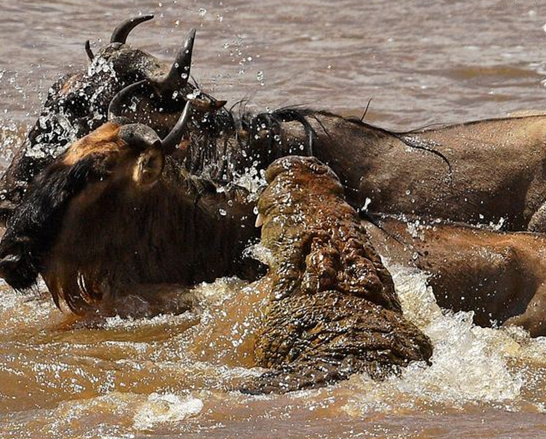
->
133, 393, 203, 430
342, 265, 534, 416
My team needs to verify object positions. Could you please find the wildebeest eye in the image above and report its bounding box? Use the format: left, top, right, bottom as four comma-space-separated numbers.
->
132, 146, 165, 186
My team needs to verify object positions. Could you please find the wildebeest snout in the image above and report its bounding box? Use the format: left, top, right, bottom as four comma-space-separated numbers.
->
0, 237, 37, 290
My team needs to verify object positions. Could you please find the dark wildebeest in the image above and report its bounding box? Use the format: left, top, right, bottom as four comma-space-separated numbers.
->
0, 15, 224, 221
4, 16, 546, 232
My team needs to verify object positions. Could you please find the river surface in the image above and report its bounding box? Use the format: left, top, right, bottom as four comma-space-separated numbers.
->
1, 1, 546, 438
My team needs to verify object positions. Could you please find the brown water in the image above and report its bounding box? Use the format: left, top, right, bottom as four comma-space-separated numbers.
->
1, 0, 546, 437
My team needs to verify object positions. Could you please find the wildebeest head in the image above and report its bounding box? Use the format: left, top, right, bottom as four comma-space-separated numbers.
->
0, 15, 225, 223
70, 15, 225, 140
0, 105, 192, 310
0, 34, 259, 314
0, 34, 196, 311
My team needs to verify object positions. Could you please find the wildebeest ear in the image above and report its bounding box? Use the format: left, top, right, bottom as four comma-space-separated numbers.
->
132, 146, 165, 186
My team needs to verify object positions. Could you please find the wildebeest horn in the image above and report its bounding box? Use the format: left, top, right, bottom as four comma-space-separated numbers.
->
84, 40, 94, 61
115, 99, 192, 153
148, 29, 196, 95
107, 79, 147, 121
110, 14, 154, 44
118, 124, 162, 150
161, 100, 192, 153
108, 28, 197, 120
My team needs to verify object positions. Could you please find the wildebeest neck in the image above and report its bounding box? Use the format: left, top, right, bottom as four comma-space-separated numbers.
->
41, 158, 261, 313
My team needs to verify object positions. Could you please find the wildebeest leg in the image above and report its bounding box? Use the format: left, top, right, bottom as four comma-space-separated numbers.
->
98, 283, 200, 318
527, 202, 546, 232
503, 284, 546, 337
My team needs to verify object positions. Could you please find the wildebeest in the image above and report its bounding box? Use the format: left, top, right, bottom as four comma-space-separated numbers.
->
363, 216, 546, 337
5, 16, 546, 233
0, 38, 260, 315
0, 15, 224, 222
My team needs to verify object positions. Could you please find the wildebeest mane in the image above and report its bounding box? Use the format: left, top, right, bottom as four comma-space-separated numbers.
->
183, 105, 319, 183
0, 153, 111, 294
306, 109, 453, 176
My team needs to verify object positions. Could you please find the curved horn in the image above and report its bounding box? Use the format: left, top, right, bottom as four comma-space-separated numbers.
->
116, 101, 192, 154
118, 123, 162, 150
107, 80, 148, 121
161, 100, 192, 154
85, 40, 94, 61
108, 80, 192, 153
149, 29, 196, 94
110, 14, 154, 44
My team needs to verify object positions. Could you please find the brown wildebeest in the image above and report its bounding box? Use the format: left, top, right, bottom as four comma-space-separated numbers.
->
0, 36, 260, 316
363, 216, 546, 337
275, 111, 546, 232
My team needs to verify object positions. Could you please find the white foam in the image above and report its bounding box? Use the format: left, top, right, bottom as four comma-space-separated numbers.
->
133, 393, 203, 430
343, 265, 526, 414
394, 265, 523, 402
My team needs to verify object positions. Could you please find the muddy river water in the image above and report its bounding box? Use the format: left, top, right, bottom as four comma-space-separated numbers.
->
1, 1, 546, 437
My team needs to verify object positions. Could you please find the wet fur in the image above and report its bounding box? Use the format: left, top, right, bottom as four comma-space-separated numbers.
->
42, 156, 260, 314
364, 215, 546, 337
0, 153, 112, 291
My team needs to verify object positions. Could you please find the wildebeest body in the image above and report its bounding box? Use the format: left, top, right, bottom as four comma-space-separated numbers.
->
291, 112, 546, 231
363, 215, 546, 337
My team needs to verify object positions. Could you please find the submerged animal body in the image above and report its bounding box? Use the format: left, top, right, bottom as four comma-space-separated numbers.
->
242, 156, 432, 393
364, 216, 546, 337
179, 107, 546, 233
